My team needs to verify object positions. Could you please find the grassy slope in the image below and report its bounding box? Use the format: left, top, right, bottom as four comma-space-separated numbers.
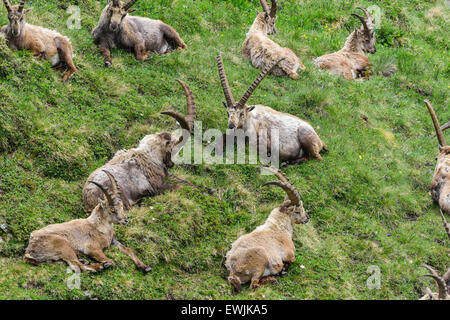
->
0, 0, 448, 299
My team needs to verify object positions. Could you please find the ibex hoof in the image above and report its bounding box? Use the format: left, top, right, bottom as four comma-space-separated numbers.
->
103, 262, 112, 269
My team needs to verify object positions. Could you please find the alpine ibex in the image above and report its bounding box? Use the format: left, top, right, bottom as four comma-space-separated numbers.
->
25, 171, 151, 273
92, 0, 187, 67
242, 0, 305, 79
82, 79, 196, 213
226, 167, 309, 293
217, 53, 327, 165
419, 265, 450, 300
313, 7, 376, 80
424, 100, 450, 217
1, 0, 78, 81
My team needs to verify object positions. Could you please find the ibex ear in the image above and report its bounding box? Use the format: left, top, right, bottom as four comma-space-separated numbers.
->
128, 8, 137, 13
24, 8, 32, 13
222, 101, 228, 109
98, 198, 106, 209
255, 9, 260, 15
246, 106, 255, 113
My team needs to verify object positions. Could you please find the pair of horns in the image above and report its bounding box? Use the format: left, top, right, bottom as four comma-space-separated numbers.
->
424, 100, 447, 147
260, 166, 301, 206
421, 265, 449, 300
3, 0, 25, 13
89, 170, 120, 207
111, 0, 137, 11
351, 7, 373, 32
217, 52, 284, 109
260, 0, 277, 18
161, 79, 197, 134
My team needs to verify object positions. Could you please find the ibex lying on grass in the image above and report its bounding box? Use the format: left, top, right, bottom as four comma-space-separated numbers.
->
92, 0, 187, 67
424, 100, 450, 216
25, 171, 151, 273
226, 167, 309, 293
83, 79, 196, 212
313, 7, 376, 80
242, 0, 305, 79
419, 265, 450, 300
217, 53, 327, 165
1, 0, 78, 81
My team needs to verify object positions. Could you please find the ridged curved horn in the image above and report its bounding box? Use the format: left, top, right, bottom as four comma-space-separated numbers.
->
259, 0, 269, 14
112, 0, 120, 7
431, 121, 450, 138
89, 181, 114, 206
217, 52, 235, 108
161, 111, 192, 133
236, 58, 285, 109
176, 79, 196, 131
443, 268, 450, 283
424, 100, 447, 147
2, 0, 12, 13
421, 264, 448, 299
356, 7, 374, 27
263, 181, 300, 206
18, 0, 25, 13
259, 166, 291, 184
440, 209, 450, 240
102, 170, 120, 196
270, 0, 278, 17
123, 0, 138, 11
351, 13, 369, 31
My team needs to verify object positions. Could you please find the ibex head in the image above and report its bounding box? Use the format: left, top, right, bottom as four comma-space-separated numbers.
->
89, 170, 128, 225
2, 0, 30, 37
257, 0, 278, 35
261, 167, 309, 224
424, 100, 450, 154
216, 52, 284, 130
107, 0, 138, 32
419, 265, 450, 300
351, 7, 376, 54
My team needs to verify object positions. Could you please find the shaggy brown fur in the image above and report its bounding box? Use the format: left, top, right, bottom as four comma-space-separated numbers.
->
83, 79, 196, 212
419, 265, 450, 300
92, 0, 186, 66
313, 7, 376, 80
217, 53, 326, 165
242, 0, 305, 79
226, 167, 309, 293
1, 0, 78, 81
24, 171, 151, 273
425, 100, 450, 217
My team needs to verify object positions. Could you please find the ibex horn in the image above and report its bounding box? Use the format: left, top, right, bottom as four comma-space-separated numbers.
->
356, 7, 373, 25
123, 0, 138, 12
263, 181, 300, 206
351, 13, 369, 31
270, 0, 278, 17
259, 166, 291, 184
102, 170, 120, 197
432, 121, 450, 137
88, 181, 115, 206
259, 0, 269, 14
424, 100, 447, 147
217, 52, 235, 108
421, 264, 448, 300
236, 58, 285, 109
176, 79, 196, 131
18, 0, 25, 13
2, 0, 12, 13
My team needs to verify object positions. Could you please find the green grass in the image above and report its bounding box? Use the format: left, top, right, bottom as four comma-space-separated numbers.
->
0, 0, 449, 299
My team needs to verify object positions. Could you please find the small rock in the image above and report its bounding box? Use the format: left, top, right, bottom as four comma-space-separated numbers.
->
84, 291, 91, 297
0, 236, 4, 243
0, 223, 8, 233
300, 265, 305, 269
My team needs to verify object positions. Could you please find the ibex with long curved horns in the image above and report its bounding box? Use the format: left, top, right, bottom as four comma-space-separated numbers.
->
242, 0, 305, 79
1, 0, 78, 81
419, 265, 450, 300
25, 171, 151, 273
424, 100, 450, 217
83, 79, 197, 213
313, 7, 376, 80
226, 167, 309, 293
92, 0, 187, 67
217, 53, 327, 165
